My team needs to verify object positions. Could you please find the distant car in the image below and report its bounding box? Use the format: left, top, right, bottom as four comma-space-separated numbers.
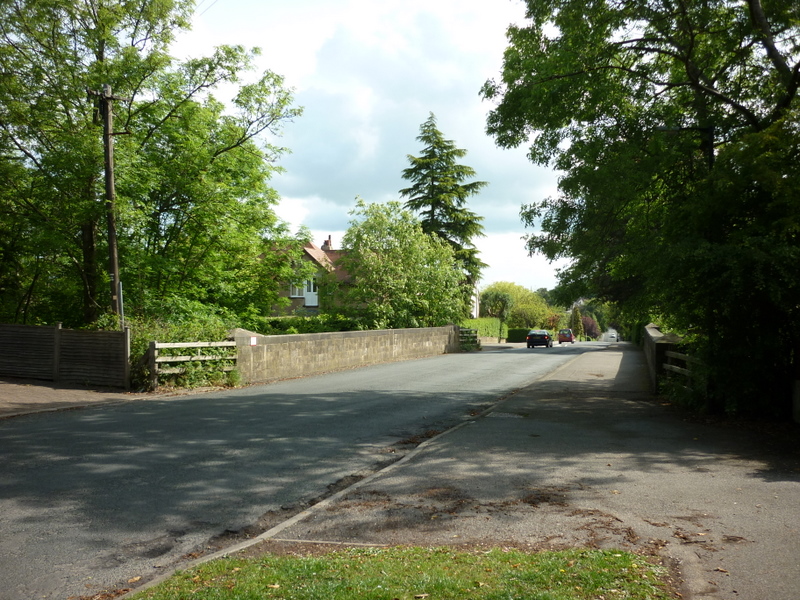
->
557, 328, 576, 344
526, 329, 553, 348
609, 332, 617, 340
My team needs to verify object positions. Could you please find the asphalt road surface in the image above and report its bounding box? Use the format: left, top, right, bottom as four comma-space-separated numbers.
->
0, 343, 582, 600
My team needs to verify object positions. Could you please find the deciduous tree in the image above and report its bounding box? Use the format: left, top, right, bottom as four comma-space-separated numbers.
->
481, 0, 800, 417
322, 200, 466, 329
480, 281, 549, 329
582, 315, 600, 340
0, 0, 307, 326
480, 289, 514, 342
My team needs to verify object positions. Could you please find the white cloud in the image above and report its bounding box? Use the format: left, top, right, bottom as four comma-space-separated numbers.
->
175, 0, 565, 289
477, 233, 570, 290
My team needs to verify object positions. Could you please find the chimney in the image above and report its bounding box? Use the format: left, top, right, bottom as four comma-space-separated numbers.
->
321, 235, 332, 251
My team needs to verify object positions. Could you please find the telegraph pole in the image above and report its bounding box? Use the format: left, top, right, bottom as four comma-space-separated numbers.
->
89, 84, 128, 321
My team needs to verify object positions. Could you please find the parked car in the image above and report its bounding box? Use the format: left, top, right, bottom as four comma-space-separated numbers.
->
526, 329, 553, 348
558, 328, 576, 344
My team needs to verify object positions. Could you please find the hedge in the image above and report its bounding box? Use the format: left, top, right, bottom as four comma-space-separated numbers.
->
461, 317, 507, 339
507, 328, 530, 343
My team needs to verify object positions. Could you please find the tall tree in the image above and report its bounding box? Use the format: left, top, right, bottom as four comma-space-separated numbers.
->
480, 289, 514, 342
118, 56, 306, 317
570, 306, 585, 341
481, 0, 800, 417
0, 0, 191, 323
322, 199, 466, 330
0, 0, 307, 326
399, 113, 487, 292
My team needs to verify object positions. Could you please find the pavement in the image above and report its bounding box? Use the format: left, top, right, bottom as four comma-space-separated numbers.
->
3, 343, 800, 600
0, 377, 206, 420
0, 378, 141, 419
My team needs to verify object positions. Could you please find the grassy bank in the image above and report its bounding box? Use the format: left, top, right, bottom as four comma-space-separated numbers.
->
128, 546, 676, 600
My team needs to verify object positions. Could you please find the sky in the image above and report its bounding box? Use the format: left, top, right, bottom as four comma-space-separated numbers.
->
174, 0, 569, 290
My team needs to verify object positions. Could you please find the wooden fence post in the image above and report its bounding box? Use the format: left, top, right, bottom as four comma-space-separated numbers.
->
148, 341, 158, 390
53, 322, 62, 382
123, 327, 131, 390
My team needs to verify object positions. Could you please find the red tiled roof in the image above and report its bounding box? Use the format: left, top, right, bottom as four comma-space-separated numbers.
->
303, 242, 349, 282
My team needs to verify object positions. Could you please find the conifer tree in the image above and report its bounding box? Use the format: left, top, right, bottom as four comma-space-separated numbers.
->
400, 113, 487, 292
570, 306, 585, 340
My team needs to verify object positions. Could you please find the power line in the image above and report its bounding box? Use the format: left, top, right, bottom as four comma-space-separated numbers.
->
198, 0, 221, 17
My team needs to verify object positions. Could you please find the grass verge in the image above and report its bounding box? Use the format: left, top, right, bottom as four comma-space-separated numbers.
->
129, 546, 676, 600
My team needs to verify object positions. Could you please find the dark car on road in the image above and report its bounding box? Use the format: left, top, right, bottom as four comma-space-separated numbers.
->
526, 329, 553, 348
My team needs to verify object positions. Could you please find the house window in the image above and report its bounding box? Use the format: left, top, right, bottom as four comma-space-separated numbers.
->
304, 277, 319, 307
290, 278, 319, 305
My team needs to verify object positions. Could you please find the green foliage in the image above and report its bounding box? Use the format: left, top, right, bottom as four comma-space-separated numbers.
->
570, 306, 585, 339
507, 328, 531, 343
124, 298, 236, 389
461, 317, 507, 340
480, 289, 514, 342
400, 113, 487, 291
482, 1, 800, 418
625, 319, 651, 346
480, 290, 514, 320
0, 0, 310, 327
657, 117, 800, 417
535, 287, 557, 306
579, 299, 614, 333
460, 340, 481, 353
659, 366, 709, 414
480, 281, 550, 328
241, 314, 361, 335
322, 200, 467, 329
132, 298, 234, 349
170, 358, 238, 390
119, 62, 309, 318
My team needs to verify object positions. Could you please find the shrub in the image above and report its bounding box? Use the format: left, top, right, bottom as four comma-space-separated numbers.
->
112, 298, 237, 390
507, 328, 529, 343
242, 314, 361, 335
462, 317, 507, 340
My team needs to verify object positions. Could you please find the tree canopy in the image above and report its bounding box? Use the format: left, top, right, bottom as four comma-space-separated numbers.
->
400, 113, 487, 292
321, 200, 466, 329
480, 281, 550, 330
482, 0, 800, 417
0, 0, 309, 327
479, 288, 514, 342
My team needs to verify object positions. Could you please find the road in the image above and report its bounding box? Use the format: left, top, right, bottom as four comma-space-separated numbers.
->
0, 343, 582, 600
267, 343, 800, 600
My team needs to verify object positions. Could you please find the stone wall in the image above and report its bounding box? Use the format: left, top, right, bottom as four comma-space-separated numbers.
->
642, 323, 681, 393
233, 325, 461, 384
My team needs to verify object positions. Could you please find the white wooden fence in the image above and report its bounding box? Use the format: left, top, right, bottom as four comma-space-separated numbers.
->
147, 341, 236, 389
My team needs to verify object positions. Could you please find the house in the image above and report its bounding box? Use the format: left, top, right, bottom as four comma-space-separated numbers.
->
280, 234, 480, 318
283, 235, 347, 313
